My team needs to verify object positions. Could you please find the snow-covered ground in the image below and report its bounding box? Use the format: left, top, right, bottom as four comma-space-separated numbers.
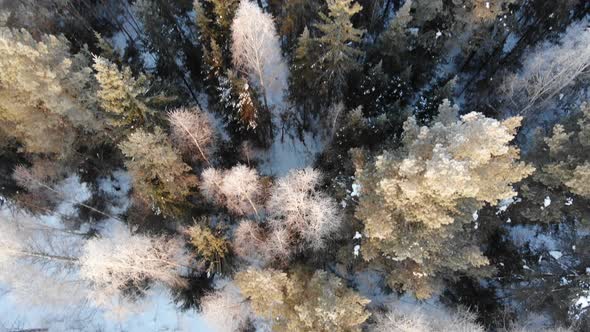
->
0, 173, 210, 332
0, 286, 209, 332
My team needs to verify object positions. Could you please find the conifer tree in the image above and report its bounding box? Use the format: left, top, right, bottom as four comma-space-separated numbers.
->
290, 27, 319, 120
354, 100, 534, 298
93, 56, 150, 136
235, 267, 370, 331
313, 0, 365, 102
514, 102, 590, 225
119, 127, 198, 216
0, 28, 101, 157
208, 0, 240, 46
187, 223, 229, 275
378, 0, 413, 73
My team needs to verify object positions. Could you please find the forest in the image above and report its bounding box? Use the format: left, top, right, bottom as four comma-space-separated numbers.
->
0, 0, 589, 331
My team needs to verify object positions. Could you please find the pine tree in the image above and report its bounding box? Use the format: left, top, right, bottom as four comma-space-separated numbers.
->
354, 61, 409, 118
119, 127, 198, 216
313, 0, 365, 102
377, 0, 413, 73
235, 267, 370, 331
0, 28, 101, 157
514, 103, 590, 225
135, 0, 202, 86
268, 0, 321, 47
354, 100, 534, 298
186, 222, 229, 275
208, 0, 240, 46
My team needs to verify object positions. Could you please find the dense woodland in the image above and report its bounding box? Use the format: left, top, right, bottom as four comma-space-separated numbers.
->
0, 0, 589, 331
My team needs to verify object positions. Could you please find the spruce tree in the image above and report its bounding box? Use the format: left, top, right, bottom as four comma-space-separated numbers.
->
119, 127, 198, 217
93, 56, 150, 137
313, 0, 365, 103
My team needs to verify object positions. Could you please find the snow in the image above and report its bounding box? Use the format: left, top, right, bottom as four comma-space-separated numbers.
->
496, 196, 519, 214
55, 174, 92, 216
502, 34, 519, 54
543, 196, 551, 208
549, 250, 563, 260
565, 197, 574, 206
575, 293, 590, 311
472, 210, 479, 221
257, 129, 324, 177
508, 225, 559, 253
0, 286, 207, 331
353, 245, 361, 257
353, 232, 362, 240
97, 170, 132, 215
351, 183, 362, 197
0, 172, 208, 331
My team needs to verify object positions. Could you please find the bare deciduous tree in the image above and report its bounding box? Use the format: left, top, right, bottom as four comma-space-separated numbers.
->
267, 168, 342, 253
168, 107, 214, 164
79, 222, 190, 306
200, 165, 262, 217
501, 21, 590, 115
231, 0, 287, 112
200, 282, 252, 332
373, 300, 485, 332
233, 219, 266, 262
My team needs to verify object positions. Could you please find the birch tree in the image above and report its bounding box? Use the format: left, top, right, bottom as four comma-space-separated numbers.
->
200, 165, 262, 217
501, 20, 590, 115
231, 0, 287, 112
79, 222, 190, 306
168, 107, 215, 164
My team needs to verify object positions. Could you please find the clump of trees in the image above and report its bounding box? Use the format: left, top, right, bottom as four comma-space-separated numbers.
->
1, 0, 590, 330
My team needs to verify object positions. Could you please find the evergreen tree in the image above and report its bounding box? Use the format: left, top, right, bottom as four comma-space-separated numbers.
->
290, 27, 320, 121
135, 0, 202, 98
235, 267, 370, 331
187, 222, 229, 275
93, 56, 150, 137
119, 127, 198, 217
313, 0, 365, 103
0, 28, 101, 157
353, 61, 409, 118
514, 102, 590, 225
354, 100, 534, 298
